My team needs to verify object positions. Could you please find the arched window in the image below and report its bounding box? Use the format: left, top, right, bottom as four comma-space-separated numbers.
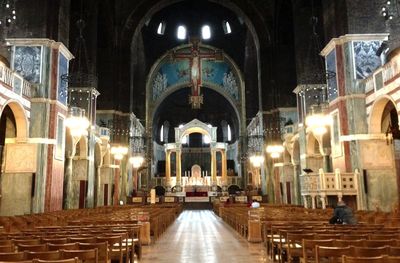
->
223, 21, 232, 34
160, 125, 164, 142
177, 25, 187, 40
157, 22, 165, 35
201, 25, 211, 40
227, 124, 232, 141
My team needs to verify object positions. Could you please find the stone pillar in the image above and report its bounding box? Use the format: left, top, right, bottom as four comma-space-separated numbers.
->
303, 196, 308, 208
165, 150, 171, 187
221, 149, 227, 185
113, 159, 121, 205
311, 195, 316, 209
292, 163, 301, 205
211, 148, 217, 185
63, 155, 74, 209
133, 167, 138, 192
320, 195, 326, 209
176, 148, 182, 190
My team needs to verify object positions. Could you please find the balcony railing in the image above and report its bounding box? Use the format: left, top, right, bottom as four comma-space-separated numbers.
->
300, 168, 359, 196
0, 61, 32, 98
363, 53, 400, 93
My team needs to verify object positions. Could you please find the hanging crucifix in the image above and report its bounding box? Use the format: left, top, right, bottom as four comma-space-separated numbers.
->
170, 37, 223, 109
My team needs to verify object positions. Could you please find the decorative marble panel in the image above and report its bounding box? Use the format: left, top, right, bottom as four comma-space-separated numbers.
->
57, 53, 68, 105
326, 49, 338, 101
353, 41, 382, 79
13, 46, 42, 84
55, 115, 65, 160
13, 75, 22, 95
4, 144, 37, 173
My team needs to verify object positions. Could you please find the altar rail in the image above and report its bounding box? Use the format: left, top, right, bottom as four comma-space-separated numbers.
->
300, 168, 360, 209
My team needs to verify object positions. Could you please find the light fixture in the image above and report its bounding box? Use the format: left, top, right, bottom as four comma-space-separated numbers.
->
249, 155, 265, 167
65, 107, 90, 137
111, 146, 128, 160
305, 113, 332, 135
177, 25, 186, 40
201, 25, 211, 40
130, 156, 145, 168
181, 135, 188, 144
266, 145, 285, 158
203, 135, 211, 144
1, 1, 16, 26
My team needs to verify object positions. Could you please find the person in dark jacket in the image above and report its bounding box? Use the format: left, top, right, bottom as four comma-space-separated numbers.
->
331, 200, 357, 224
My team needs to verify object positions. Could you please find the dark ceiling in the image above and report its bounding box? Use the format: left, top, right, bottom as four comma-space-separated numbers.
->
141, 0, 247, 72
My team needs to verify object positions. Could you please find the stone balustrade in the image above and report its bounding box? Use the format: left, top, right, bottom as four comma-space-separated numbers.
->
0, 61, 32, 98
300, 169, 360, 209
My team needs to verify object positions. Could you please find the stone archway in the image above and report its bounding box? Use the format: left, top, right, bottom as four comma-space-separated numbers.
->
0, 102, 31, 216
0, 100, 28, 140
369, 95, 398, 134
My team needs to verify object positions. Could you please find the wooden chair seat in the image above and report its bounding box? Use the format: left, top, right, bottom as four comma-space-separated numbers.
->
47, 243, 78, 251
341, 255, 387, 263
61, 249, 98, 263
41, 238, 68, 245
25, 251, 61, 260
315, 245, 352, 263
0, 252, 26, 261
351, 246, 389, 257
301, 239, 334, 263
32, 257, 79, 263
78, 242, 108, 263
96, 236, 124, 263
386, 256, 400, 263
17, 244, 47, 252
0, 245, 15, 253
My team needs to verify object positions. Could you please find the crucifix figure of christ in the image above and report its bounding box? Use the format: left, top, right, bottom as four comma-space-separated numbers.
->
170, 38, 223, 109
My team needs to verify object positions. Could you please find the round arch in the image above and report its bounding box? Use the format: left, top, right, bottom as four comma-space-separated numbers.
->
0, 100, 28, 139
306, 132, 320, 156
146, 43, 246, 140
123, 0, 270, 85
174, 119, 217, 143
369, 95, 398, 134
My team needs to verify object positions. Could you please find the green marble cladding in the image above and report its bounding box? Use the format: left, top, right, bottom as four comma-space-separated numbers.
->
29, 102, 50, 138
366, 169, 398, 212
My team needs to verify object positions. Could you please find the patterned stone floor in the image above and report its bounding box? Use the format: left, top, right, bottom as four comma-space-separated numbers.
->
139, 209, 269, 263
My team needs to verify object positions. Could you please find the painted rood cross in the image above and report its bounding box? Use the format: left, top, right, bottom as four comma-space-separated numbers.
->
170, 38, 223, 109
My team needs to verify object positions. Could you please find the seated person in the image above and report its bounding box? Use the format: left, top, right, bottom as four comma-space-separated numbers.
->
251, 200, 260, 209
330, 200, 357, 224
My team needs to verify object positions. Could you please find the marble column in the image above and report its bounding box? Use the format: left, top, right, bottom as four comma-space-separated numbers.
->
211, 148, 217, 185
63, 156, 74, 209
165, 150, 171, 187
221, 149, 227, 185
113, 159, 121, 205
176, 148, 182, 189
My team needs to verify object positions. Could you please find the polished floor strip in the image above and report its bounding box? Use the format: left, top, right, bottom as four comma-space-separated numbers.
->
139, 209, 269, 263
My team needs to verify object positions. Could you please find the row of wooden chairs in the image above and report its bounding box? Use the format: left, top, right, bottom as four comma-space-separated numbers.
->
0, 247, 98, 262
342, 255, 400, 263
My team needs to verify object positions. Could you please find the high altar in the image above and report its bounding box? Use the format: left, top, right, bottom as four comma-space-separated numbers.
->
164, 119, 228, 195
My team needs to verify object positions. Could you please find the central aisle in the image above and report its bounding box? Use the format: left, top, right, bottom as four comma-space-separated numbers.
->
140, 209, 268, 263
